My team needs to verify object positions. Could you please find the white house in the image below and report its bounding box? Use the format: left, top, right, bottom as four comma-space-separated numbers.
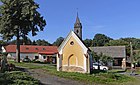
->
2, 45, 58, 63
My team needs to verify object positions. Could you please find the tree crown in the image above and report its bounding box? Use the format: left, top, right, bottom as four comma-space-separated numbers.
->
0, 0, 46, 40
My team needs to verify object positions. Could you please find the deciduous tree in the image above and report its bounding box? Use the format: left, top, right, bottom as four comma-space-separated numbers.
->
8, 38, 32, 45
91, 51, 113, 70
36, 39, 51, 46
53, 37, 64, 46
92, 34, 113, 46
121, 38, 140, 50
0, 0, 46, 62
105, 39, 130, 55
83, 39, 92, 47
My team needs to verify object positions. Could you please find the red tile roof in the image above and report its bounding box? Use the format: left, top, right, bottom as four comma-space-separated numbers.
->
38, 52, 57, 55
4, 45, 58, 55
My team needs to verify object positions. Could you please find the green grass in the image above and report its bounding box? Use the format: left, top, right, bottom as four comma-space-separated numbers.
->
47, 70, 135, 84
0, 71, 40, 85
9, 61, 139, 85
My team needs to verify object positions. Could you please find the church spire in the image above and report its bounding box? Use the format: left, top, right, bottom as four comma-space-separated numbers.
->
74, 12, 82, 39
75, 12, 80, 24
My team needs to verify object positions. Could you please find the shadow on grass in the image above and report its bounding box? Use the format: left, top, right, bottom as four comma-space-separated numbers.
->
91, 69, 127, 74
115, 70, 126, 73
32, 61, 50, 64
108, 69, 127, 74
14, 66, 27, 72
32, 61, 57, 67
91, 69, 107, 74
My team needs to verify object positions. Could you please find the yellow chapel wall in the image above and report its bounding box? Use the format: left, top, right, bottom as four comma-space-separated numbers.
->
62, 36, 85, 68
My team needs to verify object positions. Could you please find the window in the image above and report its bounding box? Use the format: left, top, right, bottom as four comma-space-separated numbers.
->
70, 41, 74, 45
35, 56, 39, 59
113, 58, 122, 66
26, 48, 29, 50
42, 48, 46, 50
43, 56, 46, 59
35, 48, 38, 50
76, 30, 79, 33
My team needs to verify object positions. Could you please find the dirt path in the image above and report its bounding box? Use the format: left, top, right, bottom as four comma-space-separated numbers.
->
26, 69, 87, 85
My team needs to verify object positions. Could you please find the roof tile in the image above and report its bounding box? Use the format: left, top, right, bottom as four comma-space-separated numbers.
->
5, 45, 58, 54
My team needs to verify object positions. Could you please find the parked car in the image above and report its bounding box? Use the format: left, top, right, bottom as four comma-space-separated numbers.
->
22, 56, 31, 62
93, 63, 108, 71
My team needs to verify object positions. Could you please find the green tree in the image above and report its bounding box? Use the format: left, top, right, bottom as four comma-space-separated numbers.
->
91, 51, 113, 70
0, 0, 46, 62
133, 51, 140, 66
83, 39, 92, 47
91, 51, 100, 70
53, 37, 64, 46
0, 40, 7, 46
105, 40, 129, 46
99, 53, 113, 66
8, 38, 32, 45
121, 38, 140, 50
32, 40, 36, 45
105, 40, 130, 55
36, 39, 51, 46
92, 33, 113, 46
91, 51, 98, 62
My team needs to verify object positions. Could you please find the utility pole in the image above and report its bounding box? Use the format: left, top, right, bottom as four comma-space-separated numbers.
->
130, 42, 133, 73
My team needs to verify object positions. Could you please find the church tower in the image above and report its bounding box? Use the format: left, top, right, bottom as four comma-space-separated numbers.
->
74, 13, 82, 39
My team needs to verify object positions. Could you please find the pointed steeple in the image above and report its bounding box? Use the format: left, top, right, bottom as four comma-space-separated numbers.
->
75, 12, 80, 24
74, 12, 82, 39
74, 12, 82, 28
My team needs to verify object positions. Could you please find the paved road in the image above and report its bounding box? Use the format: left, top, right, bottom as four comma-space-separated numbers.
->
119, 72, 140, 77
27, 69, 88, 85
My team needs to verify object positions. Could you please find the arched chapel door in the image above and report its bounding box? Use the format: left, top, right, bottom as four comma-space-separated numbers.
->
68, 54, 77, 66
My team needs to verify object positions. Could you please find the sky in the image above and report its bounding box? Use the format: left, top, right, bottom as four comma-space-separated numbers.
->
2, 0, 140, 43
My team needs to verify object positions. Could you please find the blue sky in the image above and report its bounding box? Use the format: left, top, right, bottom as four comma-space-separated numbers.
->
2, 0, 140, 43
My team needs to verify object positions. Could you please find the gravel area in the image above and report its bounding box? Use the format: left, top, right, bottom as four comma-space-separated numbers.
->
27, 69, 88, 85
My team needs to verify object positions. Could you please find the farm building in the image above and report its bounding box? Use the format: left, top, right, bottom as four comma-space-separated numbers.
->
2, 45, 58, 63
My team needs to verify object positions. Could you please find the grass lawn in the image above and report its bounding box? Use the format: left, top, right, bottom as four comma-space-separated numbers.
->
0, 71, 41, 85
9, 61, 140, 85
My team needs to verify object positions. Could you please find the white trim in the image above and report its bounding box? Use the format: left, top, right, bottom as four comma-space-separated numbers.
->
69, 65, 77, 66
58, 31, 72, 54
63, 65, 69, 66
57, 54, 59, 71
58, 31, 88, 54
2, 46, 6, 52
72, 31, 87, 54
57, 54, 63, 71
58, 31, 88, 73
